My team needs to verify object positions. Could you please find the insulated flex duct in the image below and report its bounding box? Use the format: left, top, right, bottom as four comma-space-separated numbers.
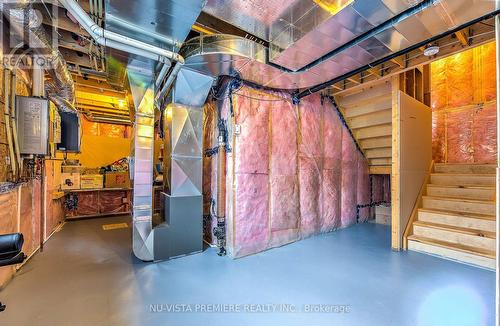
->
2, 1, 76, 111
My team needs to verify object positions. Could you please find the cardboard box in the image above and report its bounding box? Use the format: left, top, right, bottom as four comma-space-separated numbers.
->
80, 174, 104, 189
105, 172, 131, 189
61, 172, 80, 190
61, 165, 83, 173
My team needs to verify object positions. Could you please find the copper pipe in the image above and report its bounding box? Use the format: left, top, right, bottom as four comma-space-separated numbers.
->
215, 135, 227, 256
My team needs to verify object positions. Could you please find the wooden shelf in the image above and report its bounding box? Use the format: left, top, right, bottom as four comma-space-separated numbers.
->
66, 211, 131, 220
65, 187, 132, 193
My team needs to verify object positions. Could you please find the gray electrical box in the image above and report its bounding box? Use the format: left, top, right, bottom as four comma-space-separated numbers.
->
16, 96, 49, 155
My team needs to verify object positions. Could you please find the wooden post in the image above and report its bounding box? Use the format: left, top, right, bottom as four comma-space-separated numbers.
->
391, 74, 401, 250
494, 13, 499, 326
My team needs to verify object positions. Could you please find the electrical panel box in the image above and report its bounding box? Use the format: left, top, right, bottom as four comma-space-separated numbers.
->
16, 96, 49, 155
57, 112, 81, 152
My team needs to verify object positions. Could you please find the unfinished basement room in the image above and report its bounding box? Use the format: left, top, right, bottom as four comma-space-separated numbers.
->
0, 0, 499, 325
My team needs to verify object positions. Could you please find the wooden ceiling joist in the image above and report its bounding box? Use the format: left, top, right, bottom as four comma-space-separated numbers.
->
333, 18, 495, 96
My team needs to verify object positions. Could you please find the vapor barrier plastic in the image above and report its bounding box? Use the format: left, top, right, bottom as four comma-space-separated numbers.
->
431, 42, 497, 163
203, 86, 371, 258
82, 116, 130, 138
371, 174, 391, 204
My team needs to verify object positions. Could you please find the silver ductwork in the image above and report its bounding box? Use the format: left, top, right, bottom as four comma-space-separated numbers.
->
128, 66, 213, 261
191, 0, 496, 90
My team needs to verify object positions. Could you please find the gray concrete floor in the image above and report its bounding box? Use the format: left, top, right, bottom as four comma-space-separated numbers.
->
0, 216, 495, 326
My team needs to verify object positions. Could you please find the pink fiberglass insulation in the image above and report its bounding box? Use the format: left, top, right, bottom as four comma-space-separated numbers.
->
432, 111, 446, 163
216, 86, 371, 258
299, 94, 322, 237
232, 87, 271, 257
270, 96, 299, 246
357, 151, 371, 222
341, 127, 358, 227
234, 173, 270, 257
0, 190, 17, 287
371, 175, 383, 203
383, 175, 391, 203
472, 103, 497, 163
446, 109, 474, 163
321, 100, 342, 232
430, 43, 497, 164
234, 88, 269, 174
99, 191, 129, 214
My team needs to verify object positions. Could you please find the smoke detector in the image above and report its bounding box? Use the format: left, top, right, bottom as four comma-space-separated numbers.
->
423, 44, 440, 57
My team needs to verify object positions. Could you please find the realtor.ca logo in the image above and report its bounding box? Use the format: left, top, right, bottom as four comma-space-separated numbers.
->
1, 0, 59, 70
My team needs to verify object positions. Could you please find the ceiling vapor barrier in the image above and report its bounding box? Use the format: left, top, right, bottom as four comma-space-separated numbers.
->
186, 0, 499, 99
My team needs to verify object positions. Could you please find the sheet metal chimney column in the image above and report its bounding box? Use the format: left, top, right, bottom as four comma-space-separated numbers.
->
129, 70, 156, 261
154, 68, 214, 260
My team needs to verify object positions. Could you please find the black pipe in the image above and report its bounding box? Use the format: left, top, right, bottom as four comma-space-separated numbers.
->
297, 8, 500, 99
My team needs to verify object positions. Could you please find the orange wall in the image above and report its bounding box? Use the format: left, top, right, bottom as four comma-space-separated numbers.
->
60, 117, 133, 168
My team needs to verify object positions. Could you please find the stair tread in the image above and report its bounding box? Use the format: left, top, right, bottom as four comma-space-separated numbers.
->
407, 235, 495, 259
434, 163, 495, 166
427, 184, 495, 190
422, 195, 494, 204
413, 221, 496, 239
431, 173, 495, 176
418, 208, 495, 220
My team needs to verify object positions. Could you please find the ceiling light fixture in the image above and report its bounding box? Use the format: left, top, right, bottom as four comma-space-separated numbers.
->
423, 44, 440, 57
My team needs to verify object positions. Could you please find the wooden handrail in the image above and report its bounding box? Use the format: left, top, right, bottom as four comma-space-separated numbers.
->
402, 160, 434, 250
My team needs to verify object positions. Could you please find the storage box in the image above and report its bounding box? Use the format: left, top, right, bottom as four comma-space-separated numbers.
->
80, 174, 104, 189
61, 172, 80, 190
61, 165, 83, 173
105, 172, 131, 189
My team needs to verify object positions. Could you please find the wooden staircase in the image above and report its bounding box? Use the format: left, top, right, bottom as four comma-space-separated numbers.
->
406, 163, 496, 269
336, 82, 392, 174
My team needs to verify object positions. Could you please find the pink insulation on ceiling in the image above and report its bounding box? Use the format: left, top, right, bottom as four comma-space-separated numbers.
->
206, 86, 372, 258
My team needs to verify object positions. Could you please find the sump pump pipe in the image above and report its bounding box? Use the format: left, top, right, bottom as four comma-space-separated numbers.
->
59, 0, 184, 97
